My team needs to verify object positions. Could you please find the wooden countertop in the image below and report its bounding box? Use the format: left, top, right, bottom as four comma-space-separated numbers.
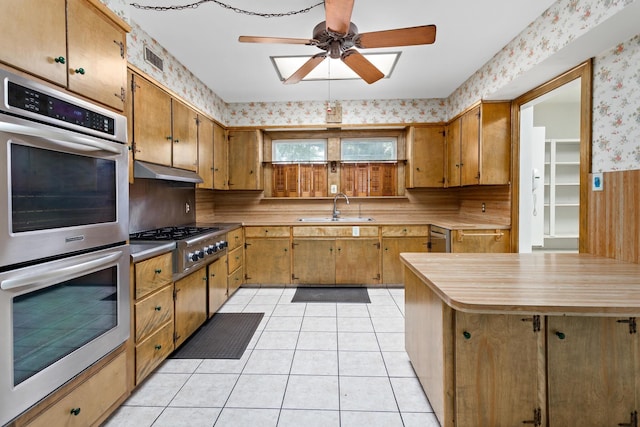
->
400, 253, 640, 316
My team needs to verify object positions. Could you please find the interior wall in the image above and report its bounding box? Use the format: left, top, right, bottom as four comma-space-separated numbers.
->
534, 103, 580, 138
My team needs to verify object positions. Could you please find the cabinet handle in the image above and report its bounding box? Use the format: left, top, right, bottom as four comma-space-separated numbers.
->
154, 269, 162, 274
166, 136, 172, 140
154, 306, 162, 311
155, 344, 162, 350
174, 139, 180, 143
54, 56, 65, 64
211, 273, 216, 277
70, 408, 81, 416
74, 67, 85, 75
416, 167, 420, 171
555, 331, 566, 340
462, 331, 471, 340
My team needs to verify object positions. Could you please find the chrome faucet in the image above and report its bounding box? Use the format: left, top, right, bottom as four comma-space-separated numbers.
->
332, 192, 350, 219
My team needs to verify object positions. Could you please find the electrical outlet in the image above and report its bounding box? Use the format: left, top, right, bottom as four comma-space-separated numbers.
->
481, 202, 486, 213
592, 173, 603, 191
352, 226, 360, 237
330, 184, 337, 194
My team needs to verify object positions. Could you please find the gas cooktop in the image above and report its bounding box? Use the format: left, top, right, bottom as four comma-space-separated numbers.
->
129, 226, 221, 241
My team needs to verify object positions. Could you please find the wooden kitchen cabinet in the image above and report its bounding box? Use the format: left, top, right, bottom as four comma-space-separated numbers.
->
197, 116, 227, 190
245, 226, 291, 285
292, 239, 336, 285
227, 227, 244, 296
335, 238, 380, 285
208, 255, 228, 317
0, 0, 129, 111
451, 229, 511, 253
132, 252, 174, 384
228, 130, 263, 190
174, 267, 207, 348
381, 225, 429, 284
405, 125, 446, 188
446, 102, 511, 187
547, 316, 639, 426
170, 100, 198, 172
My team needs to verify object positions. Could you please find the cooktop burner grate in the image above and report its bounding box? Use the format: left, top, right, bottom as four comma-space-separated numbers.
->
129, 226, 221, 241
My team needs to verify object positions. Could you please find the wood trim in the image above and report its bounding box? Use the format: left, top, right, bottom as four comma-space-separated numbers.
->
510, 60, 592, 253
86, 0, 131, 32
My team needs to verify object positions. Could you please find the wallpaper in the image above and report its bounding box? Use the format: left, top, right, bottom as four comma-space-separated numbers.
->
592, 34, 640, 172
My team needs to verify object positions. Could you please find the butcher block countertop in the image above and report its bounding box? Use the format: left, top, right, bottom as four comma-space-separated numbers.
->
400, 252, 640, 316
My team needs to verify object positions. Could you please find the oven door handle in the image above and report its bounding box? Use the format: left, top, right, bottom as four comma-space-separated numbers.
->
0, 121, 121, 154
0, 251, 123, 291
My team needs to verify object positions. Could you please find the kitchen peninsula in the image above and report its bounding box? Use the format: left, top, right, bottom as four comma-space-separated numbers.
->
401, 252, 640, 427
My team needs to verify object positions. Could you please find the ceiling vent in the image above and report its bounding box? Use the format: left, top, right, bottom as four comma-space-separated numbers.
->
144, 46, 164, 71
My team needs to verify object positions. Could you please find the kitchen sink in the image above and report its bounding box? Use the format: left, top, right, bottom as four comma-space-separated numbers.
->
297, 217, 375, 222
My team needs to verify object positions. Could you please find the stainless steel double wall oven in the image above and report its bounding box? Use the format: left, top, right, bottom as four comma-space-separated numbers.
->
0, 69, 129, 425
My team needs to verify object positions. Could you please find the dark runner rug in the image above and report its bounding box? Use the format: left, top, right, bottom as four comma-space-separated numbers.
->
291, 287, 371, 303
170, 312, 264, 359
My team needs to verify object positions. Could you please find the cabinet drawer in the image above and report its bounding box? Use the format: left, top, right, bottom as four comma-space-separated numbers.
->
26, 351, 127, 427
228, 265, 243, 296
227, 227, 244, 251
134, 253, 173, 299
381, 225, 430, 237
135, 321, 174, 384
135, 285, 174, 342
293, 226, 378, 237
227, 246, 243, 274
244, 226, 290, 238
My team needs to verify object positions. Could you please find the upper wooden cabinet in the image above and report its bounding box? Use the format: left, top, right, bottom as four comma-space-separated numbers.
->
0, 0, 129, 111
130, 72, 199, 171
198, 118, 228, 190
228, 130, 263, 190
446, 102, 511, 187
405, 125, 446, 188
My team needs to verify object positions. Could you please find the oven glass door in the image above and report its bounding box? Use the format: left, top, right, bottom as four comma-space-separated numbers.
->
0, 245, 129, 425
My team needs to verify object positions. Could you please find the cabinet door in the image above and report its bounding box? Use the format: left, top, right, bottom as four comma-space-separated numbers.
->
174, 267, 207, 347
460, 106, 480, 186
208, 255, 228, 317
197, 116, 214, 189
479, 102, 511, 185
67, 0, 127, 110
213, 122, 228, 189
547, 316, 638, 426
132, 75, 172, 166
0, 0, 67, 86
406, 126, 445, 188
451, 229, 511, 253
455, 312, 541, 426
245, 238, 291, 285
382, 237, 428, 284
335, 238, 380, 285
292, 239, 335, 285
171, 100, 198, 171
228, 130, 262, 190
446, 117, 461, 187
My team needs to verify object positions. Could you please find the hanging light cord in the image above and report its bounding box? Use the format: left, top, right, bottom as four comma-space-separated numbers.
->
130, 0, 324, 17
327, 60, 332, 112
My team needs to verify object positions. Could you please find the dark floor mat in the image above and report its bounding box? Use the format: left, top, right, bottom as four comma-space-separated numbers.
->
291, 287, 371, 303
170, 312, 264, 359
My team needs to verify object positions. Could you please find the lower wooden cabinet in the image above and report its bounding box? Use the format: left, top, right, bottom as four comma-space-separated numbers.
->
382, 226, 429, 284
245, 238, 291, 285
226, 227, 245, 296
174, 266, 207, 348
25, 350, 128, 427
135, 321, 174, 383
451, 228, 511, 253
335, 238, 380, 285
292, 238, 335, 285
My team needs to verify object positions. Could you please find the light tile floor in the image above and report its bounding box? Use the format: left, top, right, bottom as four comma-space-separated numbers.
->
104, 287, 441, 427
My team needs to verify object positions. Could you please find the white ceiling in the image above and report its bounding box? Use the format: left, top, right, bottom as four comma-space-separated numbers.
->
130, 0, 557, 103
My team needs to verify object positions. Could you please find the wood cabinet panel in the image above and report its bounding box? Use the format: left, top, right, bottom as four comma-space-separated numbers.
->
26, 351, 127, 427
451, 229, 511, 253
382, 236, 428, 284
547, 316, 638, 426
381, 225, 430, 237
0, 0, 67, 86
135, 286, 174, 342
66, 0, 127, 111
171, 100, 198, 171
228, 130, 262, 190
293, 226, 378, 238
454, 312, 541, 427
174, 267, 207, 348
460, 106, 481, 186
227, 227, 244, 251
406, 126, 446, 188
227, 246, 243, 274
292, 239, 335, 285
228, 266, 244, 296
197, 116, 214, 189
134, 252, 173, 299
212, 122, 228, 190
335, 238, 380, 285
208, 255, 228, 317
135, 321, 174, 383
132, 74, 172, 166
245, 226, 291, 238
446, 117, 462, 187
245, 238, 291, 285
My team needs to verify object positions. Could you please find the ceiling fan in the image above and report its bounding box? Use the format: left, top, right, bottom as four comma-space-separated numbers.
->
238, 0, 436, 85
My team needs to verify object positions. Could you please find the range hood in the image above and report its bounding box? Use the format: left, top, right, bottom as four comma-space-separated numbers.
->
134, 161, 203, 184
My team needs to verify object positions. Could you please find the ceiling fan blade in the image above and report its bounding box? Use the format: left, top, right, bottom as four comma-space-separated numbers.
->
283, 54, 327, 85
357, 25, 437, 48
341, 50, 384, 84
239, 36, 316, 45
325, 0, 354, 35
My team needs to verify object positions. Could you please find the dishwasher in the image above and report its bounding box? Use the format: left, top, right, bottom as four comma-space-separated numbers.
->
429, 225, 451, 253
